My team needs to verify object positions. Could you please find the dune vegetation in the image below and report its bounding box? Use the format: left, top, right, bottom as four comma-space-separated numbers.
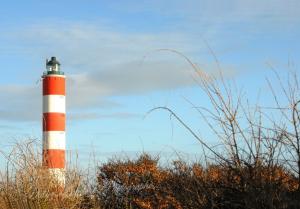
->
1, 65, 300, 209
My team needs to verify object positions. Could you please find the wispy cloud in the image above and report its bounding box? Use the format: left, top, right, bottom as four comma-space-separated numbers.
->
0, 22, 239, 123
68, 60, 197, 96
2, 24, 198, 121
69, 112, 141, 120
113, 0, 300, 25
0, 124, 20, 130
14, 23, 196, 70
0, 85, 40, 122
0, 60, 201, 122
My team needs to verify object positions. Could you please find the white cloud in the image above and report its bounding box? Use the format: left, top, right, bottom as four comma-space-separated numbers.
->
69, 112, 141, 120
15, 23, 196, 71
0, 20, 241, 122
112, 0, 300, 25
0, 85, 40, 122
0, 60, 200, 122
68, 60, 196, 96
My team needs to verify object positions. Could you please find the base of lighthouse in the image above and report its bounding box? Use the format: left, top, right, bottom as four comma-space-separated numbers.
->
42, 149, 66, 185
48, 168, 66, 185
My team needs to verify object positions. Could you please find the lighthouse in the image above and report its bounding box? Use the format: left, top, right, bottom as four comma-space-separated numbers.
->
42, 57, 66, 185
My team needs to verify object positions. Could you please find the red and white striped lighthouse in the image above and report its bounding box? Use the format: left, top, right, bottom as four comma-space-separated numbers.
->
42, 57, 66, 185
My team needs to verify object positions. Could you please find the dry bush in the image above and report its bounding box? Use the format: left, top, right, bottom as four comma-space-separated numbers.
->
95, 154, 182, 209
93, 154, 298, 209
137, 52, 300, 209
89, 62, 300, 208
0, 139, 91, 209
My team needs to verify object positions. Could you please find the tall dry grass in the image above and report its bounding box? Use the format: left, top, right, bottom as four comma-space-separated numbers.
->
0, 140, 89, 209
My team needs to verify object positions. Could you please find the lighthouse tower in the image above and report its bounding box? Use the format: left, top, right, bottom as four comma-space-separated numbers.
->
42, 57, 66, 185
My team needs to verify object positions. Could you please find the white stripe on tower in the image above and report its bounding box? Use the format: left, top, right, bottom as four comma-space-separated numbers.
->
43, 131, 66, 150
43, 95, 66, 113
42, 57, 66, 186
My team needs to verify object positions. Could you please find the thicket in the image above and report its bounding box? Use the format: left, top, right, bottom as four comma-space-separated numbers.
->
90, 64, 300, 208
0, 56, 300, 208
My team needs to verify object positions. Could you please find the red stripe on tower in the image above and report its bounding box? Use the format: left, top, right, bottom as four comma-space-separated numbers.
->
43, 113, 65, 131
43, 149, 65, 168
42, 57, 66, 185
43, 76, 65, 95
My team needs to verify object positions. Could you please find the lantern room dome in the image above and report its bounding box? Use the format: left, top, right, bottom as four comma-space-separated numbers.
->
43, 56, 64, 76
46, 57, 61, 66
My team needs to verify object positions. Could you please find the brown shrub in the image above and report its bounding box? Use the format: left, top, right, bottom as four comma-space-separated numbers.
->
93, 155, 299, 209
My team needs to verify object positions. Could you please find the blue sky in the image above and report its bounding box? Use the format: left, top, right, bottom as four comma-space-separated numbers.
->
0, 0, 299, 166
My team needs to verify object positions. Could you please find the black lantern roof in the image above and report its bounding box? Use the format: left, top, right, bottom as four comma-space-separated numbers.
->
43, 56, 64, 76
46, 57, 61, 66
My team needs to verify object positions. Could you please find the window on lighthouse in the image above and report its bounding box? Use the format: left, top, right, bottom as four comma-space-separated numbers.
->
46, 65, 52, 71
53, 64, 59, 71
